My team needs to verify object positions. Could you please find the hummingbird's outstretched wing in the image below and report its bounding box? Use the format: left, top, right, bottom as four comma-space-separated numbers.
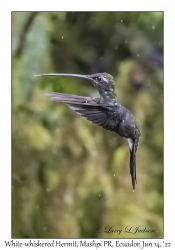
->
45, 92, 121, 132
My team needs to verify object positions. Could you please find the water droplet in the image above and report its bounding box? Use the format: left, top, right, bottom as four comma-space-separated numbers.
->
114, 174, 115, 177
43, 227, 47, 231
137, 54, 140, 57
121, 20, 123, 22
159, 42, 161, 45
152, 25, 155, 30
99, 194, 101, 197
64, 193, 73, 204
62, 36, 64, 39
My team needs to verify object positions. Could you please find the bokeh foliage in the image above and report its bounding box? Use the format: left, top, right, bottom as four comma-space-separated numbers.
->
12, 12, 163, 238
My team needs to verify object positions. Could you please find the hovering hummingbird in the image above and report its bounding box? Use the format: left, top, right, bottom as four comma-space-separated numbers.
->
35, 72, 141, 190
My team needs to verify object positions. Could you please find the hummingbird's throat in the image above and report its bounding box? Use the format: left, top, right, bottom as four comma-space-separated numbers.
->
99, 88, 117, 104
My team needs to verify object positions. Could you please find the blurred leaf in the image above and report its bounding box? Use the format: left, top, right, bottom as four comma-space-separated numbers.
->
24, 123, 52, 149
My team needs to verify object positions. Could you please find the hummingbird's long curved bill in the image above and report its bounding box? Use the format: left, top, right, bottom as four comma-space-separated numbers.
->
34, 73, 91, 80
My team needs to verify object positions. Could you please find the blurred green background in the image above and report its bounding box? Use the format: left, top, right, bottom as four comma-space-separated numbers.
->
12, 12, 163, 238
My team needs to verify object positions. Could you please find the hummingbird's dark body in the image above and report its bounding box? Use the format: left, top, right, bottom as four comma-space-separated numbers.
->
35, 72, 141, 190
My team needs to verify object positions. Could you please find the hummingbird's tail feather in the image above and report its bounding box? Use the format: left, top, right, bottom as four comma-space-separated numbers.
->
129, 140, 137, 190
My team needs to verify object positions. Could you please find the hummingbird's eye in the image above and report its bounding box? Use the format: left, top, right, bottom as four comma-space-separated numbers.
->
97, 77, 101, 81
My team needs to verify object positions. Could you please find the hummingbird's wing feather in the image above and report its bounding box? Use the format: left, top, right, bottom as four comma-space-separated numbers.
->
45, 92, 120, 132
70, 105, 120, 132
45, 92, 93, 103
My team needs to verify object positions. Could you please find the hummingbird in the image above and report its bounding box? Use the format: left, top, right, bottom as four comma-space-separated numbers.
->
35, 72, 141, 190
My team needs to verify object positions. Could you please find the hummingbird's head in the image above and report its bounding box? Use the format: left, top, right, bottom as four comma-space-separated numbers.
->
89, 73, 116, 95
34, 72, 116, 99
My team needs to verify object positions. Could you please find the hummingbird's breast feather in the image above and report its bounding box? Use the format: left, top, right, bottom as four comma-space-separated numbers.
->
114, 105, 141, 142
